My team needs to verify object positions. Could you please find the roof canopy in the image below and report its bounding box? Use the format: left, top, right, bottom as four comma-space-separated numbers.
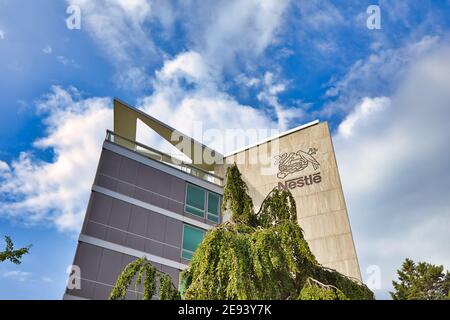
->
113, 99, 222, 171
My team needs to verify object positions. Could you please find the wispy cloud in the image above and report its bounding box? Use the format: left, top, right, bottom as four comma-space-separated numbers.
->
0, 161, 10, 172
3, 270, 32, 282
322, 36, 440, 117
0, 86, 111, 232
42, 46, 52, 55
57, 55, 77, 67
334, 43, 450, 296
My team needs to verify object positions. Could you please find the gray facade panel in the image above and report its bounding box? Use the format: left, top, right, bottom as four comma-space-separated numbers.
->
145, 239, 164, 257
66, 279, 95, 298
164, 218, 183, 247
98, 149, 121, 177
84, 221, 107, 239
133, 187, 153, 204
116, 181, 135, 197
146, 211, 167, 241
67, 145, 220, 300
89, 193, 112, 224
125, 233, 146, 252
97, 249, 123, 285
170, 176, 187, 201
96, 174, 118, 191
118, 156, 139, 184
151, 192, 169, 210
74, 242, 103, 280
66, 243, 180, 299
128, 206, 148, 236
82, 191, 186, 261
109, 199, 131, 230
95, 149, 218, 227
163, 245, 181, 262
93, 283, 113, 300
105, 227, 127, 247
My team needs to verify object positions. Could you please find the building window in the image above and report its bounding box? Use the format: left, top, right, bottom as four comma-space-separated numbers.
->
185, 184, 206, 217
207, 192, 220, 223
185, 184, 222, 223
181, 224, 205, 260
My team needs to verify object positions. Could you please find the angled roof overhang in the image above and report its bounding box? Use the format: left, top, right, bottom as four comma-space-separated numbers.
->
113, 98, 222, 171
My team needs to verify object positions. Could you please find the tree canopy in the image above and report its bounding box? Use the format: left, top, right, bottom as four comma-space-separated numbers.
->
0, 236, 30, 265
181, 164, 374, 300
109, 257, 180, 300
390, 258, 450, 300
111, 164, 374, 300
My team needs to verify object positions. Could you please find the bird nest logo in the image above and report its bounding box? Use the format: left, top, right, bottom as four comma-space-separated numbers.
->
274, 148, 320, 179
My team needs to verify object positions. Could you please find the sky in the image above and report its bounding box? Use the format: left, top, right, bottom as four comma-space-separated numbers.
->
0, 0, 450, 300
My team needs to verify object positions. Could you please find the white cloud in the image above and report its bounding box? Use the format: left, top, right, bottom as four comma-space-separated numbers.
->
0, 0, 295, 232
295, 1, 345, 30
0, 53, 288, 232
0, 86, 111, 232
3, 271, 31, 282
337, 97, 390, 138
322, 36, 440, 116
187, 0, 290, 71
333, 44, 450, 296
136, 51, 278, 155
57, 55, 77, 67
42, 45, 52, 55
67, 0, 157, 88
0, 161, 9, 172
256, 71, 307, 131
0, 29, 4, 40
67, 0, 291, 88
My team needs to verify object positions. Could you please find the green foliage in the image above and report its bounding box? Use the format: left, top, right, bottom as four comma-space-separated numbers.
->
311, 266, 374, 300
181, 164, 374, 300
222, 164, 256, 226
160, 274, 181, 300
298, 278, 348, 300
109, 257, 180, 300
390, 258, 450, 300
0, 236, 31, 265
110, 164, 374, 300
256, 188, 297, 227
182, 220, 317, 300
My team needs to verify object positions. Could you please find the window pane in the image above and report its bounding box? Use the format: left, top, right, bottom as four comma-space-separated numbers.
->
185, 205, 204, 217
207, 213, 219, 223
185, 184, 205, 217
181, 250, 193, 260
182, 225, 205, 257
207, 193, 220, 215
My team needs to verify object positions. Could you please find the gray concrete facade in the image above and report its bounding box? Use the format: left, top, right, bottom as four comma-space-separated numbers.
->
64, 141, 221, 300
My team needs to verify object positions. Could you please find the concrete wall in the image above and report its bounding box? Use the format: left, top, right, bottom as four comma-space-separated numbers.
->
218, 122, 361, 280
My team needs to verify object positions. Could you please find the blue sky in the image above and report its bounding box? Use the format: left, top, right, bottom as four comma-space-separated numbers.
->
1, 0, 450, 299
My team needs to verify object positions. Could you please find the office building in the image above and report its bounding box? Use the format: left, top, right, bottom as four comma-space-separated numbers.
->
64, 99, 360, 300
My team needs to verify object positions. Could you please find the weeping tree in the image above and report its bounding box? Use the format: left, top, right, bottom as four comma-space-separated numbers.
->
298, 277, 348, 300
110, 164, 373, 300
181, 164, 374, 300
109, 257, 180, 300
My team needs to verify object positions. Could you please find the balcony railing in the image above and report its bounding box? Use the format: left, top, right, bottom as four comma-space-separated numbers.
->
105, 130, 223, 186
